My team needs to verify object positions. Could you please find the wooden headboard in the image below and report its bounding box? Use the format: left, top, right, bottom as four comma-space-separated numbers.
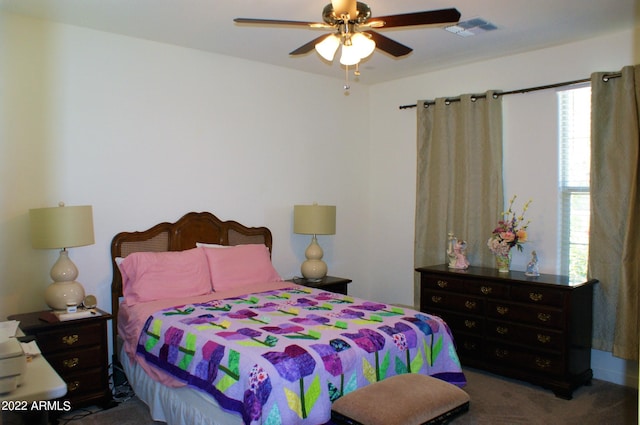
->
110, 211, 273, 352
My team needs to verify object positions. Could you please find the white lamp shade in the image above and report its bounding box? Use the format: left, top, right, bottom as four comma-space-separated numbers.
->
294, 205, 336, 235
29, 205, 95, 249
351, 32, 376, 59
339, 44, 361, 66
315, 34, 341, 61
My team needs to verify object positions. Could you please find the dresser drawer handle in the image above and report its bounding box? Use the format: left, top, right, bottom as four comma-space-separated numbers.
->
63, 357, 79, 369
537, 334, 551, 344
480, 286, 493, 295
537, 313, 551, 322
535, 357, 552, 369
496, 306, 509, 315
464, 300, 477, 310
67, 380, 80, 392
496, 326, 509, 335
437, 280, 448, 288
529, 292, 544, 302
495, 349, 509, 358
62, 334, 79, 345
464, 320, 477, 329
463, 341, 477, 350
431, 295, 442, 304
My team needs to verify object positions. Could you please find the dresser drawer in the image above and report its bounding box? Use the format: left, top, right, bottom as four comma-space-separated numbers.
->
46, 345, 103, 375
433, 311, 484, 336
422, 291, 484, 315
487, 301, 564, 328
464, 281, 509, 299
486, 343, 564, 376
486, 320, 563, 350
511, 286, 565, 307
35, 322, 104, 353
421, 275, 467, 292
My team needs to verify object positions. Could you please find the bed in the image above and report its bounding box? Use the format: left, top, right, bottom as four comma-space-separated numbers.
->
111, 211, 466, 425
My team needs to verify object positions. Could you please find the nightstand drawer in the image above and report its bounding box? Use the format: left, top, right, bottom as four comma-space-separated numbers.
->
64, 367, 108, 398
47, 345, 103, 374
34, 322, 104, 353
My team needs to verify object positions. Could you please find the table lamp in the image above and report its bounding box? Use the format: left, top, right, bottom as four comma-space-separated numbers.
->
293, 204, 336, 281
29, 203, 95, 310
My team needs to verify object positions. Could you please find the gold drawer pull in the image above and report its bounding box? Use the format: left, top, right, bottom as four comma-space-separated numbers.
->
62, 334, 79, 345
464, 300, 477, 310
495, 349, 509, 358
437, 280, 448, 288
463, 341, 477, 350
529, 292, 544, 302
535, 357, 552, 369
67, 380, 80, 392
63, 357, 79, 369
496, 306, 509, 315
496, 326, 509, 335
537, 334, 551, 344
431, 295, 442, 304
464, 320, 477, 329
537, 312, 551, 322
480, 286, 493, 295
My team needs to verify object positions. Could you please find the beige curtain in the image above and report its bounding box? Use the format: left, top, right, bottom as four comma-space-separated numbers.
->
414, 92, 504, 306
589, 65, 640, 360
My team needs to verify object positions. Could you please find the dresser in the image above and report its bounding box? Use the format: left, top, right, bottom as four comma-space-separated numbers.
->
8, 309, 112, 410
416, 264, 596, 399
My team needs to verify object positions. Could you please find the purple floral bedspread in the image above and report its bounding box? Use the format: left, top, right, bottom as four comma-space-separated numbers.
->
137, 286, 466, 425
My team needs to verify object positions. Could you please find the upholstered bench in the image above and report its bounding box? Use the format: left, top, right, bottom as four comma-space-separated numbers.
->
331, 374, 470, 425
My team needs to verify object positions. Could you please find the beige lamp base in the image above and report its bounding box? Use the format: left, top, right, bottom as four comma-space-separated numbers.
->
301, 235, 328, 281
45, 281, 85, 311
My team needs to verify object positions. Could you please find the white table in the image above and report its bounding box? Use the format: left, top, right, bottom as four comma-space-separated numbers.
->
1, 347, 67, 424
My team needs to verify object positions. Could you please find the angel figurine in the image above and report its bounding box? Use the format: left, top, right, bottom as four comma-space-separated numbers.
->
446, 232, 457, 268
525, 250, 540, 276
453, 240, 470, 270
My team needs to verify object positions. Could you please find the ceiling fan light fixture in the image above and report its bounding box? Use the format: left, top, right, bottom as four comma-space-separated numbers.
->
339, 43, 361, 66
350, 32, 375, 59
315, 34, 341, 61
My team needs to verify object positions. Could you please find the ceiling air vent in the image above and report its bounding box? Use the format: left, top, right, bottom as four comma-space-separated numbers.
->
445, 18, 497, 37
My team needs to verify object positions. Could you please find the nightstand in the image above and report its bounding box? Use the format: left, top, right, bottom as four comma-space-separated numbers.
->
289, 276, 352, 295
8, 309, 112, 410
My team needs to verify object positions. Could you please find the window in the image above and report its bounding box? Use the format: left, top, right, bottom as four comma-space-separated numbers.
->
557, 85, 591, 281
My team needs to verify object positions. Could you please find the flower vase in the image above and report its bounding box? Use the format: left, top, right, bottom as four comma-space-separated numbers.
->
495, 251, 512, 273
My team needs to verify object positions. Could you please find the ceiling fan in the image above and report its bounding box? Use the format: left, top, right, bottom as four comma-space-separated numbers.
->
234, 0, 461, 73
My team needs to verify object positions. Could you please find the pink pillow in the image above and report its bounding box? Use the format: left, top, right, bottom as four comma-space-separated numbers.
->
202, 244, 282, 292
120, 248, 211, 306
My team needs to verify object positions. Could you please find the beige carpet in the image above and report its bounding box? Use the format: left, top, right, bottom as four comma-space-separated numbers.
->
55, 367, 637, 425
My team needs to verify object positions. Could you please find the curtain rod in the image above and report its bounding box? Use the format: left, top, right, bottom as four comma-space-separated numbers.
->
398, 72, 621, 110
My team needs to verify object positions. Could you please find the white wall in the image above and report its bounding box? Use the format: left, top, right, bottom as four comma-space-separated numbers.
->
0, 13, 371, 320
368, 27, 639, 386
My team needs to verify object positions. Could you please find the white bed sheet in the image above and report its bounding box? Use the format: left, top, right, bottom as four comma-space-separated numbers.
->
120, 343, 242, 425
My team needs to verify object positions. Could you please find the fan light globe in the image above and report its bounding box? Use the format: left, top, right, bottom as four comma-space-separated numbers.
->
351, 33, 376, 59
315, 34, 340, 61
340, 44, 360, 66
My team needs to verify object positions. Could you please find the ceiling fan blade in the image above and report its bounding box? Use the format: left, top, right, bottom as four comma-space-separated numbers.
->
289, 34, 332, 55
331, 0, 357, 19
365, 31, 412, 57
234, 18, 320, 27
368, 8, 461, 28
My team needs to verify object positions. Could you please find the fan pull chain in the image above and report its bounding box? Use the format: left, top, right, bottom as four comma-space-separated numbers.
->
344, 65, 350, 91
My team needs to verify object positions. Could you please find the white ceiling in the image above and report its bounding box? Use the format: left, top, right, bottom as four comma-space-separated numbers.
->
1, 0, 638, 84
